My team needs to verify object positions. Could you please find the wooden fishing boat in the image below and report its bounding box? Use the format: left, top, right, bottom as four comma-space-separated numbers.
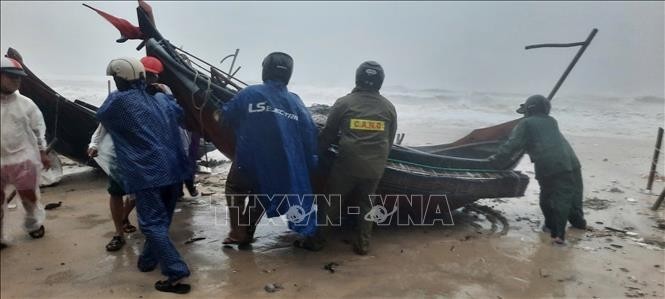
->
5, 47, 219, 168
84, 1, 533, 210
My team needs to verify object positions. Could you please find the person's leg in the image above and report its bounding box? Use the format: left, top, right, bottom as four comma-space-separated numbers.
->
122, 195, 137, 233
568, 167, 587, 229
224, 165, 250, 243
1, 177, 7, 247
109, 195, 125, 236
538, 178, 554, 233
135, 187, 190, 282
352, 178, 380, 255
225, 193, 248, 242
176, 182, 185, 200
106, 178, 127, 251
245, 195, 264, 242
17, 189, 45, 238
549, 172, 575, 243
307, 167, 356, 250
14, 161, 45, 238
184, 178, 198, 197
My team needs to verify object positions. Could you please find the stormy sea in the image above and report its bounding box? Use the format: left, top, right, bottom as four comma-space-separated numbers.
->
47, 77, 664, 147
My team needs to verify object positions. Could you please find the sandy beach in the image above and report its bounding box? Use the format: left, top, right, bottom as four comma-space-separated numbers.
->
1, 1, 663, 297
2, 131, 663, 298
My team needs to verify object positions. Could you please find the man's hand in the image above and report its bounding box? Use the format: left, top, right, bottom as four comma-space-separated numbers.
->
40, 151, 51, 170
151, 83, 171, 95
87, 147, 98, 158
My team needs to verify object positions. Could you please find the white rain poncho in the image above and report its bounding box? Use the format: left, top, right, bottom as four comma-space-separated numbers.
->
88, 124, 121, 181
1, 91, 47, 233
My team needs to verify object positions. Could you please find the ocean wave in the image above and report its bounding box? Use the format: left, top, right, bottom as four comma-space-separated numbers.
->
38, 79, 662, 140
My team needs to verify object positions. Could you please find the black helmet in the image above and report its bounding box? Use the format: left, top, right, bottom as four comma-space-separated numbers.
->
262, 52, 293, 85
517, 94, 550, 116
355, 61, 384, 91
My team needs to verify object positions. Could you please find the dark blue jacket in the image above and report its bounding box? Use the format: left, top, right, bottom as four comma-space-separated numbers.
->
97, 83, 189, 193
222, 80, 318, 236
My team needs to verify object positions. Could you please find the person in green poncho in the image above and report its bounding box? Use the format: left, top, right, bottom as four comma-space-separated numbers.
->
298, 61, 397, 255
489, 94, 586, 245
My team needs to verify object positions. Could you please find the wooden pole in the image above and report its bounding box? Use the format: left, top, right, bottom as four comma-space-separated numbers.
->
647, 127, 664, 191
651, 187, 665, 210
525, 28, 598, 101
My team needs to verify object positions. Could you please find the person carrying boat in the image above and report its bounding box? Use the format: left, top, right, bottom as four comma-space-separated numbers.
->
140, 56, 199, 199
218, 52, 319, 246
307, 61, 397, 255
97, 57, 192, 294
87, 125, 137, 252
488, 94, 586, 245
0, 56, 49, 249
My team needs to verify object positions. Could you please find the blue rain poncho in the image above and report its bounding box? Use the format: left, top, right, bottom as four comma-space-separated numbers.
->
221, 80, 318, 236
96, 83, 190, 193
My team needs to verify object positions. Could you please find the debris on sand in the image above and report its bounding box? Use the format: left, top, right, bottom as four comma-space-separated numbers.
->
264, 283, 283, 293
556, 275, 576, 283
605, 226, 627, 233
626, 197, 637, 203
640, 238, 665, 250
324, 262, 339, 273
625, 287, 646, 298
44, 201, 63, 210
184, 237, 206, 245
655, 219, 665, 230
198, 159, 228, 168
608, 187, 624, 193
584, 197, 612, 210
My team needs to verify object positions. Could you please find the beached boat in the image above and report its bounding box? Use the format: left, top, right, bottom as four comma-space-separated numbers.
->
5, 47, 220, 169
86, 2, 530, 210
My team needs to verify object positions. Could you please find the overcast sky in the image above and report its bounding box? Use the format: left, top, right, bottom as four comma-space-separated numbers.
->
1, 1, 663, 97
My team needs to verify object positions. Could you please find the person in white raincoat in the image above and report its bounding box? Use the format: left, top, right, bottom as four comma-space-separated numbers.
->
0, 56, 50, 249
88, 123, 137, 251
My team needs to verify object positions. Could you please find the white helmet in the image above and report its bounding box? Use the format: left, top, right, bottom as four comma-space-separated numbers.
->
106, 57, 145, 81
1, 56, 27, 77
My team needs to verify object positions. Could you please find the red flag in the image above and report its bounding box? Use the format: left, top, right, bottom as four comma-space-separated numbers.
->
138, 0, 156, 27
83, 3, 145, 42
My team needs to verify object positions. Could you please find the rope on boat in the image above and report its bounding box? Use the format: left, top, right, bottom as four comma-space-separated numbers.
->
53, 94, 61, 144
173, 45, 248, 88
25, 75, 61, 147
386, 158, 508, 173
189, 68, 217, 169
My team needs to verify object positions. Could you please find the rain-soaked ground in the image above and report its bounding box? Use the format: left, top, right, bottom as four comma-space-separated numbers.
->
1, 134, 664, 298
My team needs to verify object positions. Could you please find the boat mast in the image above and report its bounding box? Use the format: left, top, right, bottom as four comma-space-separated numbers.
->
525, 28, 598, 101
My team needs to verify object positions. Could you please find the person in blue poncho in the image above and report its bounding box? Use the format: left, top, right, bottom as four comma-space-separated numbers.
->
96, 57, 192, 294
219, 52, 318, 246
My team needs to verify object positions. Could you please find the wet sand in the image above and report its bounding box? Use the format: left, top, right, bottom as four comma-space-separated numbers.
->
2, 134, 664, 298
